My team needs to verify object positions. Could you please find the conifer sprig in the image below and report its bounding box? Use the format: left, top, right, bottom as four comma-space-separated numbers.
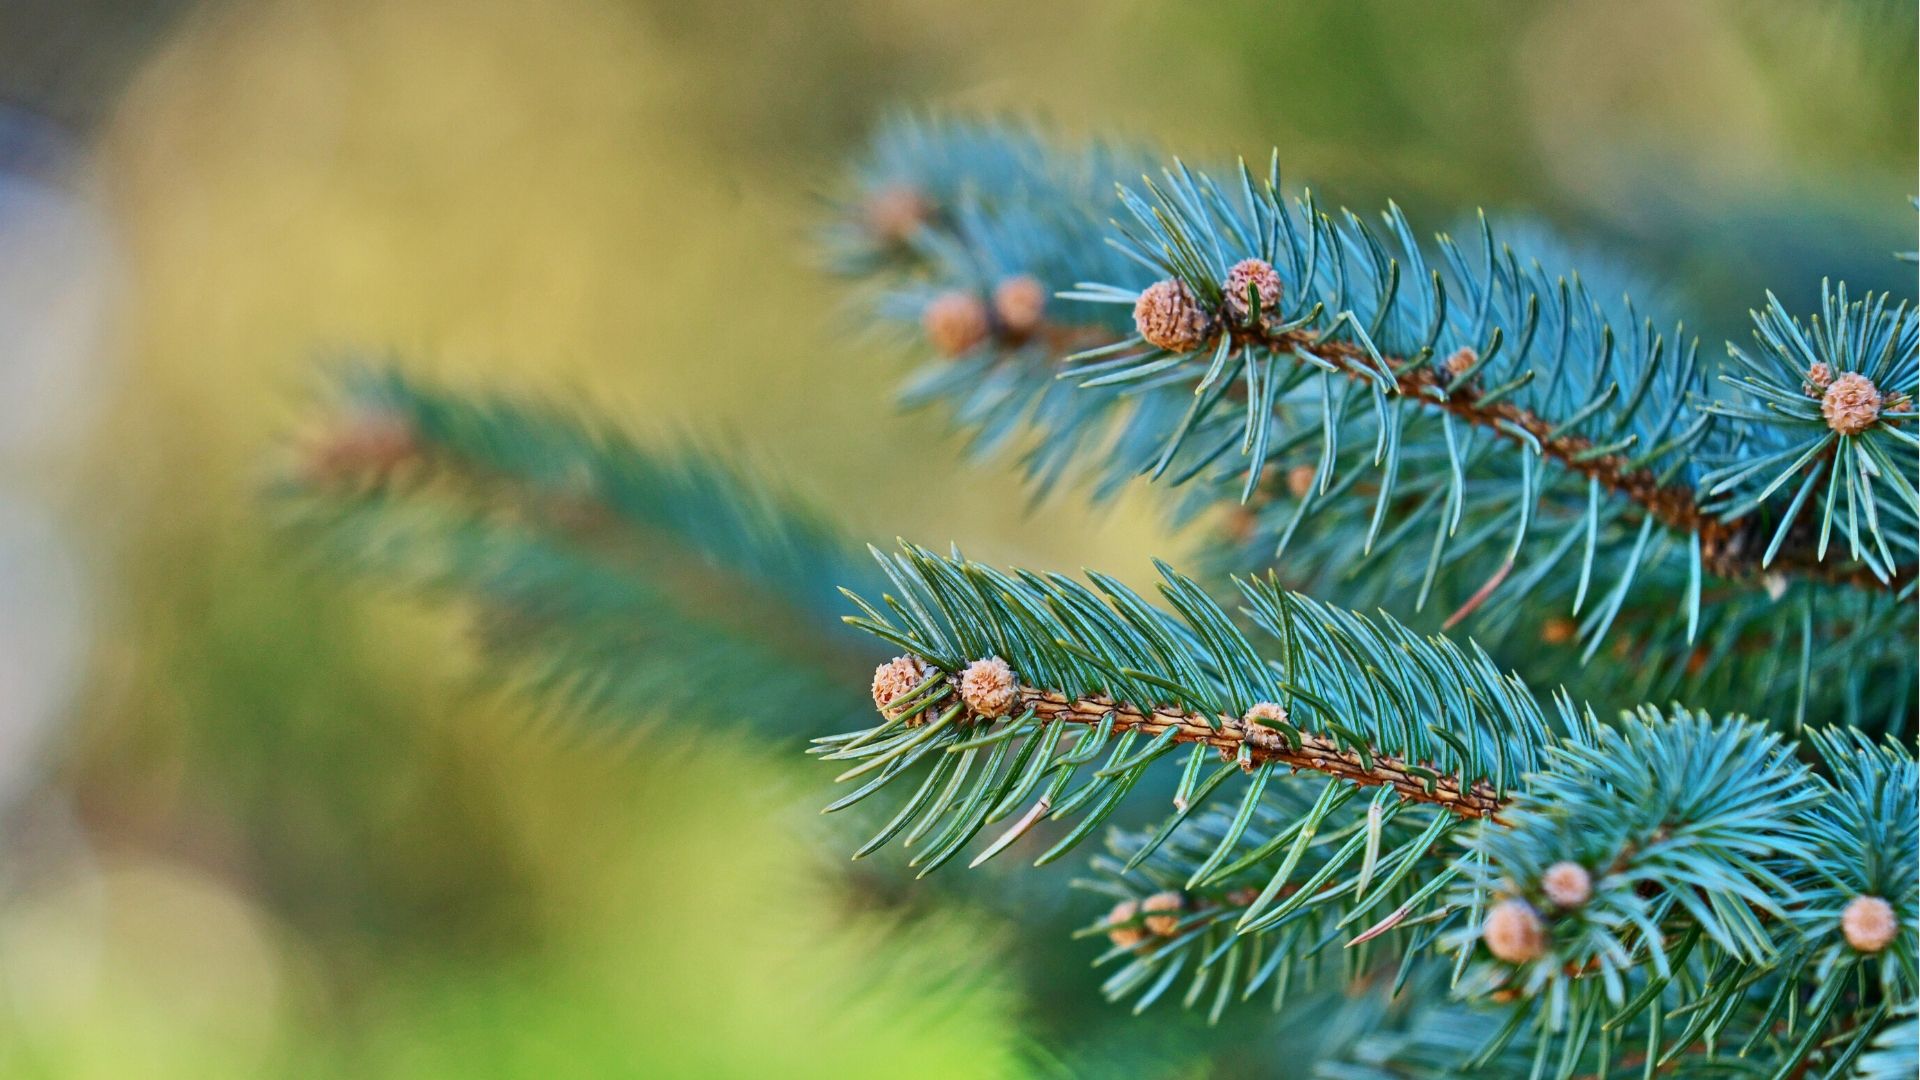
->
813, 545, 1915, 1074
839, 117, 1918, 600
815, 543, 1555, 890
272, 108, 1919, 1079
833, 115, 1917, 733
279, 366, 884, 729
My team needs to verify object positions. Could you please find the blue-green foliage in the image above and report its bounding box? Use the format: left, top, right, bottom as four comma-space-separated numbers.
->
279, 366, 884, 732
1856, 1006, 1919, 1080
1788, 732, 1919, 1004
276, 112, 1918, 1080
816, 543, 1559, 879
835, 114, 1161, 495
814, 546, 1915, 1077
1074, 154, 1708, 485
1704, 285, 1918, 581
1080, 791, 1466, 1024
1452, 712, 1817, 1045
833, 116, 1919, 735
1311, 1001, 1520, 1080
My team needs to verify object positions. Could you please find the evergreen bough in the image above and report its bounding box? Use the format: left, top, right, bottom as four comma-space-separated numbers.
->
285, 115, 1917, 1077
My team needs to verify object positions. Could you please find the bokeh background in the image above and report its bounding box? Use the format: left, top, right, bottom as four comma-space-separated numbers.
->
0, 1, 1912, 1075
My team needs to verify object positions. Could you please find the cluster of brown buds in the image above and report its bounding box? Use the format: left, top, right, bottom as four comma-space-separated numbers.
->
1481, 860, 1592, 964
1484, 866, 1904, 972
1804, 364, 1910, 435
870, 655, 1022, 723
870, 654, 934, 719
1101, 883, 1281, 953
1103, 891, 1188, 950
862, 183, 1053, 359
1133, 258, 1286, 352
922, 275, 1052, 357
1820, 371, 1886, 436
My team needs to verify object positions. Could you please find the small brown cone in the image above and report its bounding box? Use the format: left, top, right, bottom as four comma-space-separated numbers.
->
1222, 258, 1283, 329
1822, 373, 1883, 435
924, 291, 992, 357
301, 410, 420, 488
1105, 899, 1147, 949
1443, 346, 1478, 380
1133, 278, 1213, 352
1802, 362, 1833, 397
1540, 862, 1592, 908
1483, 899, 1548, 963
1243, 701, 1289, 729
1286, 463, 1317, 500
992, 275, 1047, 338
864, 184, 930, 245
871, 655, 931, 719
1842, 895, 1899, 953
959, 656, 1018, 719
1141, 891, 1185, 936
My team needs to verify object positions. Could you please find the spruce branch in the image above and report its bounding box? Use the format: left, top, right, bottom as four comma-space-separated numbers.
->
296, 367, 871, 620
831, 116, 1917, 732
814, 543, 1555, 883
1013, 302, 1905, 592
832, 117, 1917, 591
909, 678, 1505, 820
279, 365, 884, 730
812, 545, 1914, 1073
264, 96, 1918, 1080
1074, 702, 1916, 1073
1067, 154, 1910, 593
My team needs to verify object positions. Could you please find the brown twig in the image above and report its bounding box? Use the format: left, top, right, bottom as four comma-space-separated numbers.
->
914, 680, 1509, 822
1002, 316, 1911, 591
1257, 330, 1908, 590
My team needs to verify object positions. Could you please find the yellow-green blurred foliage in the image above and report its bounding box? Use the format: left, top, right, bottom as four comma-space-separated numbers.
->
1, 0, 1909, 1075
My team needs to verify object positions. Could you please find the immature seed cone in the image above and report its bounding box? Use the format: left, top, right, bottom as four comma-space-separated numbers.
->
1842, 895, 1899, 953
1540, 862, 1592, 908
1141, 891, 1185, 936
864, 184, 930, 245
1133, 278, 1213, 352
1540, 617, 1577, 645
871, 655, 931, 719
1243, 701, 1289, 728
924, 291, 992, 357
1483, 899, 1548, 963
1443, 346, 1478, 379
1223, 258, 1283, 329
1803, 362, 1834, 396
1105, 899, 1147, 949
1822, 373, 1883, 435
959, 656, 1018, 718
992, 275, 1048, 337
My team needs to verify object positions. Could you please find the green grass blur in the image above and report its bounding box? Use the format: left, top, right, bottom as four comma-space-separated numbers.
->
4, 0, 1910, 1075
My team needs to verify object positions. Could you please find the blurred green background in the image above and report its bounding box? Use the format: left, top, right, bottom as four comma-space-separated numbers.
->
0, 0, 1910, 1075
